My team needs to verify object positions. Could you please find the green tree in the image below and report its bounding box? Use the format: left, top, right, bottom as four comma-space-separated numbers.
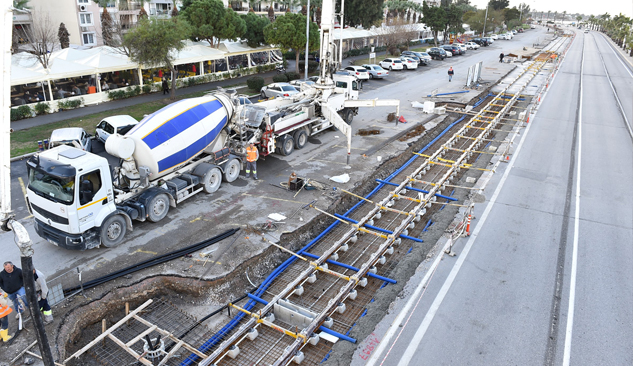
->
342, 0, 385, 28
216, 8, 247, 44
443, 5, 464, 42
264, 12, 319, 73
576, 15, 582, 22
241, 12, 270, 47
422, 0, 446, 46
123, 16, 191, 99
183, 0, 229, 47
504, 7, 520, 22
12, 0, 30, 9
488, 0, 509, 11
101, 6, 115, 46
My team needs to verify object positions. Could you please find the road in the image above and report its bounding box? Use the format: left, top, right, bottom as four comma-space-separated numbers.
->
361, 28, 633, 366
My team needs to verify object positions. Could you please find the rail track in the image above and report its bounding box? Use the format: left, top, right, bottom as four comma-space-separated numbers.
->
185, 56, 557, 366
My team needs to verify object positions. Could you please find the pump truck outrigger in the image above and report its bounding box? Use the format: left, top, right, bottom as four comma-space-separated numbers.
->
25, 0, 399, 250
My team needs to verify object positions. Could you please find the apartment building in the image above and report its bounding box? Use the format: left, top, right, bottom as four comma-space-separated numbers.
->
26, 0, 104, 47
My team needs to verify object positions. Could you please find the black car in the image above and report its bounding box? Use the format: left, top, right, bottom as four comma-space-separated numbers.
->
402, 51, 431, 65
427, 47, 447, 60
472, 38, 490, 46
441, 45, 462, 55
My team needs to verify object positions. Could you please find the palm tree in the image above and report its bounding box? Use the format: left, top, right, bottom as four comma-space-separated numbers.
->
12, 0, 30, 10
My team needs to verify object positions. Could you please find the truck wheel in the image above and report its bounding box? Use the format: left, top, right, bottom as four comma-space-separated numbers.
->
100, 215, 126, 248
202, 167, 222, 193
340, 109, 353, 125
294, 129, 308, 149
280, 135, 294, 156
222, 159, 241, 183
148, 193, 170, 222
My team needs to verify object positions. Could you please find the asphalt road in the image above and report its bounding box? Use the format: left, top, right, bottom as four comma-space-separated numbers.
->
361, 28, 633, 366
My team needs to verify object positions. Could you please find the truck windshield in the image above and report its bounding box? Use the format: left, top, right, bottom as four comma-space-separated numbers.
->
28, 168, 75, 204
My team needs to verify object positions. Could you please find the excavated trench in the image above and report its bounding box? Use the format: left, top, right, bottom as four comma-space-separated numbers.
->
56, 81, 531, 365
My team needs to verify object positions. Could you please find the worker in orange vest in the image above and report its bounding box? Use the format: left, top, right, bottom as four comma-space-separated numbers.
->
0, 293, 13, 342
245, 142, 259, 180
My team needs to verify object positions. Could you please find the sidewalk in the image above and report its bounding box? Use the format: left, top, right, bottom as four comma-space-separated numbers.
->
10, 69, 278, 131
600, 31, 633, 69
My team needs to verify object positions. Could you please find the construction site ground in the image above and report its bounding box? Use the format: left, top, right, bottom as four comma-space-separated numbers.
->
0, 27, 556, 365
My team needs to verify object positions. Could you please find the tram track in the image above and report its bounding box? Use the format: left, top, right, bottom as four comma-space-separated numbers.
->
185, 48, 562, 366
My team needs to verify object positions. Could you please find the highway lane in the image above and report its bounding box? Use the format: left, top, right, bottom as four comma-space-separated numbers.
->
363, 28, 633, 366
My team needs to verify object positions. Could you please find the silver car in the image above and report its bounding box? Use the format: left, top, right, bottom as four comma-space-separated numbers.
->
260, 83, 299, 99
361, 64, 389, 79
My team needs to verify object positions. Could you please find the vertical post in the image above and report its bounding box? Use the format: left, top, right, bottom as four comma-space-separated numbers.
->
1, 0, 12, 225
138, 68, 144, 88
304, 0, 310, 80
483, 5, 489, 37
339, 0, 345, 66
102, 319, 106, 345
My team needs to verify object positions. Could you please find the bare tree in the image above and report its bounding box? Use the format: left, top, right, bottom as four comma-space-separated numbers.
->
377, 18, 418, 55
14, 12, 59, 69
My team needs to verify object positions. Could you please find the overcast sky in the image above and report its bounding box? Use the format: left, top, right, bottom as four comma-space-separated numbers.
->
468, 0, 633, 18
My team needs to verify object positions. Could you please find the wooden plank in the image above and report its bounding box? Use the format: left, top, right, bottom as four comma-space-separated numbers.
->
157, 340, 185, 366
64, 299, 154, 363
132, 314, 208, 359
126, 325, 158, 347
107, 334, 153, 366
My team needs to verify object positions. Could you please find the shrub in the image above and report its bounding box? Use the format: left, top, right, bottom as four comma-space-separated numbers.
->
10, 105, 33, 121
398, 45, 408, 52
57, 98, 83, 110
142, 84, 152, 94
34, 102, 50, 115
285, 72, 300, 81
247, 76, 265, 91
298, 61, 319, 73
107, 89, 127, 100
272, 74, 289, 82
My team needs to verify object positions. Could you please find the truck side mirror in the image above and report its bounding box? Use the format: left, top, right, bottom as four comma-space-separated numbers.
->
80, 180, 94, 205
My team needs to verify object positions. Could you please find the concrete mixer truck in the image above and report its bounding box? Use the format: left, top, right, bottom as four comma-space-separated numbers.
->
25, 93, 242, 250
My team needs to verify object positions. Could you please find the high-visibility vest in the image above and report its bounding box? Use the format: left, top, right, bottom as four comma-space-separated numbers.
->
0, 303, 12, 318
246, 146, 258, 162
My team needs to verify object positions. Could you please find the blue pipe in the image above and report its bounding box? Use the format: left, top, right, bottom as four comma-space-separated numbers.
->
319, 326, 357, 343
426, 90, 470, 97
183, 102, 482, 365
375, 179, 458, 202
333, 213, 423, 243
247, 294, 358, 344
302, 252, 397, 284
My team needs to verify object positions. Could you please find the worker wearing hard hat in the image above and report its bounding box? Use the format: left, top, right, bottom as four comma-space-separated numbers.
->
245, 142, 259, 180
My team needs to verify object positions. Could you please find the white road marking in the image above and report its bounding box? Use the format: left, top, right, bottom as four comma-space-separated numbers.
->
601, 34, 633, 78
562, 37, 585, 366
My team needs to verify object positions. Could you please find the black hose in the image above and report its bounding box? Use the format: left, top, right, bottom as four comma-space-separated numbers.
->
63, 229, 239, 295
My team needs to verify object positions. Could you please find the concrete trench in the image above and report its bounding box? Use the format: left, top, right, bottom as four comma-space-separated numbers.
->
51, 82, 532, 365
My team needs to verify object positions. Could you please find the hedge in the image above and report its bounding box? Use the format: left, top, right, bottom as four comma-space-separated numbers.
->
10, 105, 32, 121
247, 76, 265, 91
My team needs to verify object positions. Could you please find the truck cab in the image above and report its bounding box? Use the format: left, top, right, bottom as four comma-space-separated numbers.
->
26, 146, 117, 250
49, 127, 92, 152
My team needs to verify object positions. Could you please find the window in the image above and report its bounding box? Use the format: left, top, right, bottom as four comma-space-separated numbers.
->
82, 32, 96, 45
78, 0, 89, 3
79, 170, 102, 205
79, 12, 93, 26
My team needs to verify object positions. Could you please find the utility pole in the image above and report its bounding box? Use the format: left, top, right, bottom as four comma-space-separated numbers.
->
2, 2, 55, 365
483, 4, 489, 37
304, 0, 310, 79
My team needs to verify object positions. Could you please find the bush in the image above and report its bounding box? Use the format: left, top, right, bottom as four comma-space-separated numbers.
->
298, 61, 319, 73
398, 45, 408, 52
273, 74, 289, 82
285, 72, 300, 81
387, 46, 400, 56
34, 102, 50, 115
10, 105, 33, 121
107, 89, 127, 100
142, 84, 152, 94
247, 76, 265, 91
57, 98, 83, 110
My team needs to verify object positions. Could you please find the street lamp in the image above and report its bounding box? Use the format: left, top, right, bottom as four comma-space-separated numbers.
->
483, 4, 489, 37
304, 0, 310, 79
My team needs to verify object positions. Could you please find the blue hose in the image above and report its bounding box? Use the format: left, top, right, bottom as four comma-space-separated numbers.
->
333, 214, 423, 243
182, 97, 487, 365
302, 252, 397, 284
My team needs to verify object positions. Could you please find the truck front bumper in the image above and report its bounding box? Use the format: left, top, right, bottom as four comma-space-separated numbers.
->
34, 218, 90, 250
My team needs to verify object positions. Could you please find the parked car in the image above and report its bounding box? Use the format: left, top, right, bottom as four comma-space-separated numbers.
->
95, 115, 139, 143
379, 58, 404, 70
465, 41, 480, 49
498, 33, 510, 40
453, 43, 468, 53
490, 34, 499, 40
511, 29, 518, 34
427, 47, 447, 60
260, 82, 299, 99
584, 28, 589, 33
289, 79, 316, 87
49, 128, 93, 152
344, 65, 370, 80
401, 51, 431, 65
484, 37, 494, 44
472, 38, 490, 46
441, 45, 461, 56
399, 57, 419, 70
361, 64, 389, 79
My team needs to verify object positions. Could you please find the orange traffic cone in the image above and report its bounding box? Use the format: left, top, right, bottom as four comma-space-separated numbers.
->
505, 155, 510, 162
398, 115, 407, 123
